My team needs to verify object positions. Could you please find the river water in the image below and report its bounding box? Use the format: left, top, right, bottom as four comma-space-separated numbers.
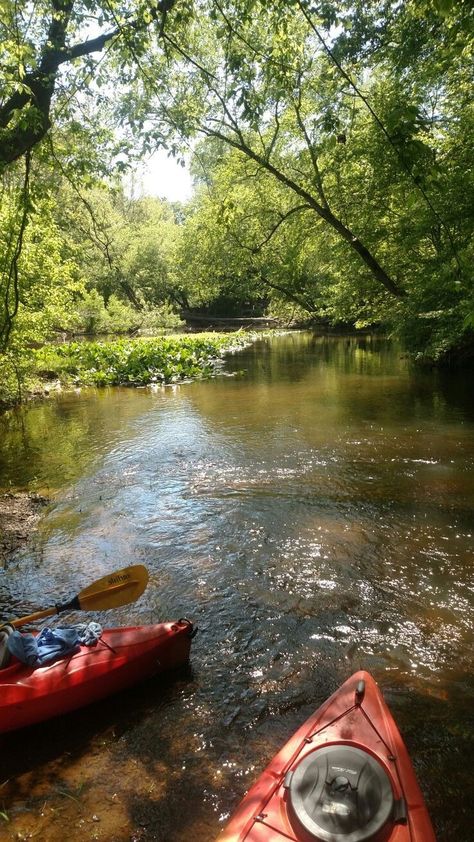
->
0, 332, 473, 841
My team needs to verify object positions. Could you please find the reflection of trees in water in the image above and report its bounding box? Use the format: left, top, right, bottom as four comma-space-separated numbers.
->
226, 332, 404, 384
197, 334, 471, 435
0, 387, 156, 491
432, 369, 474, 423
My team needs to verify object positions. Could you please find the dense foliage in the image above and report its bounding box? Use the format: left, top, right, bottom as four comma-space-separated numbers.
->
144, 0, 473, 361
0, 0, 473, 406
0, 333, 250, 406
37, 333, 250, 384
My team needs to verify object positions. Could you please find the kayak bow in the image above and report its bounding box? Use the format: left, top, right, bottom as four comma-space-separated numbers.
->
219, 670, 436, 841
0, 620, 195, 733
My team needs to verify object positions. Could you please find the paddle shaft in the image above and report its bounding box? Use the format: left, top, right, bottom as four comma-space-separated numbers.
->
11, 606, 66, 628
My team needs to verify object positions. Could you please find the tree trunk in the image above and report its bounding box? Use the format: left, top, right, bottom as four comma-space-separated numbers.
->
120, 281, 142, 310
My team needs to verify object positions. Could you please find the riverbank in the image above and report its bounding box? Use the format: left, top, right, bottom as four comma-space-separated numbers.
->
0, 493, 48, 568
0, 332, 258, 411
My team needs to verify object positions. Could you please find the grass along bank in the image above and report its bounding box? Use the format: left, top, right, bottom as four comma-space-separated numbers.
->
32, 333, 253, 391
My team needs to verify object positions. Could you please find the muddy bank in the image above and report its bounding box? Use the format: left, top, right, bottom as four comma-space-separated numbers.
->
0, 493, 48, 567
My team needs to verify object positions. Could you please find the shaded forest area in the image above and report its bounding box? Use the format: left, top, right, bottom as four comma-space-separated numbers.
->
1, 0, 473, 406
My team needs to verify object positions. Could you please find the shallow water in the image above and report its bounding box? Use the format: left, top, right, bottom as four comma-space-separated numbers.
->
0, 332, 473, 841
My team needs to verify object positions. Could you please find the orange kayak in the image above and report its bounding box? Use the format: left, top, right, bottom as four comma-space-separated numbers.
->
219, 670, 436, 841
0, 620, 195, 733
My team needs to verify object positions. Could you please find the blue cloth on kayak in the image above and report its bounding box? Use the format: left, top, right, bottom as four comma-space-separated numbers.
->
6, 631, 38, 666
35, 627, 80, 664
60, 622, 103, 646
6, 622, 103, 666
7, 627, 80, 666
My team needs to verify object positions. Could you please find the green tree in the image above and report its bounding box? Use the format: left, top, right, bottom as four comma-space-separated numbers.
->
0, 167, 85, 401
1, 0, 472, 363
138, 0, 472, 359
0, 0, 179, 167
179, 146, 326, 317
60, 185, 186, 310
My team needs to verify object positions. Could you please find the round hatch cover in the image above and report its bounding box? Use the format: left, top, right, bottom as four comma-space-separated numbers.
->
288, 745, 394, 842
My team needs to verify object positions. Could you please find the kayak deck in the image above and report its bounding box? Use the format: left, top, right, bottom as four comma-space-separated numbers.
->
0, 620, 195, 733
219, 670, 435, 841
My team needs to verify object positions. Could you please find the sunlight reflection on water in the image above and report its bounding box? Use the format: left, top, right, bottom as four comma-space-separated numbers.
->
0, 334, 473, 841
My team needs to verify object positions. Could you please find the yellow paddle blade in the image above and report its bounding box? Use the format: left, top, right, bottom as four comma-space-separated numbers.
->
78, 564, 149, 611
10, 564, 149, 628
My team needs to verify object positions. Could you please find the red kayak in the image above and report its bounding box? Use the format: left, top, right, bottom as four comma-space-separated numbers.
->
219, 671, 435, 842
0, 620, 195, 733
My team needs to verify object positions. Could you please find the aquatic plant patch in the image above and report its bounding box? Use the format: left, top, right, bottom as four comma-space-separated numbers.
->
34, 334, 252, 387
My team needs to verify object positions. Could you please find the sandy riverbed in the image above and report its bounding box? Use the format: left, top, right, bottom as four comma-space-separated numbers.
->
0, 492, 48, 567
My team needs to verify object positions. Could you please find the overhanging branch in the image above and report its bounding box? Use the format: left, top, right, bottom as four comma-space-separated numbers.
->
202, 126, 406, 298
0, 0, 178, 167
